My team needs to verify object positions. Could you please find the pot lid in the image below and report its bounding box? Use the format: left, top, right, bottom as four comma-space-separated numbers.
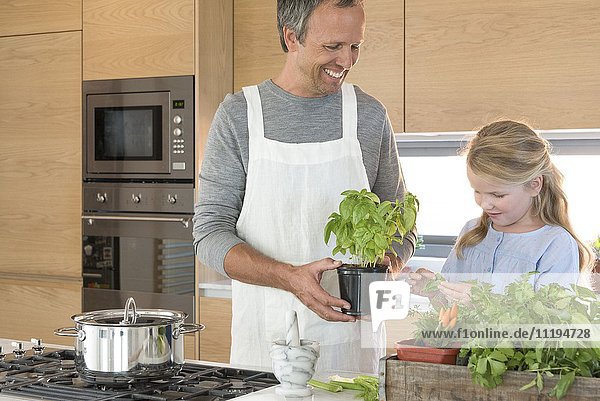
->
72, 309, 187, 326
72, 297, 187, 326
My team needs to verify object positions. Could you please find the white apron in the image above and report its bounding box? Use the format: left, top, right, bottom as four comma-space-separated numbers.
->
231, 83, 384, 374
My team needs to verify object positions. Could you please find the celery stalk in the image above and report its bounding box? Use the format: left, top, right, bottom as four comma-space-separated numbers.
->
308, 379, 343, 392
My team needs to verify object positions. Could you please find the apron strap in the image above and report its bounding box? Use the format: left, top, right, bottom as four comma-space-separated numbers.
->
341, 83, 358, 141
242, 85, 265, 144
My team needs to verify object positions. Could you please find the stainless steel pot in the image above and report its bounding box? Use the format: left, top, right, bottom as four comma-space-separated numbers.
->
55, 297, 204, 383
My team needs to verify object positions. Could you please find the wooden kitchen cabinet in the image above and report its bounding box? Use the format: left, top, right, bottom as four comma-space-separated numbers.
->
405, 0, 600, 132
233, 0, 404, 131
0, 31, 82, 279
0, 278, 81, 347
0, 30, 82, 346
0, 0, 81, 37
83, 0, 194, 80
198, 296, 232, 363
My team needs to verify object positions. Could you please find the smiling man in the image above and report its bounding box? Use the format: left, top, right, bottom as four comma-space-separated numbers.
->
193, 0, 417, 373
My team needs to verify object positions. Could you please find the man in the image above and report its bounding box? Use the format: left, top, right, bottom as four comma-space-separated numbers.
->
193, 0, 416, 373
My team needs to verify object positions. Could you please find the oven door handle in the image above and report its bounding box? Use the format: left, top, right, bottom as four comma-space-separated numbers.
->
82, 214, 190, 228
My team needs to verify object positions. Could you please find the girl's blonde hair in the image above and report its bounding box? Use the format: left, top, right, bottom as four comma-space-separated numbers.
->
455, 120, 594, 271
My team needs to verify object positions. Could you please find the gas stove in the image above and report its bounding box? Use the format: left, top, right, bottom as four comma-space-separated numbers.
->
0, 340, 279, 401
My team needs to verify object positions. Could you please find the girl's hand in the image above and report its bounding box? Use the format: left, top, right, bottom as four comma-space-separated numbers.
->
407, 268, 436, 296
438, 281, 473, 305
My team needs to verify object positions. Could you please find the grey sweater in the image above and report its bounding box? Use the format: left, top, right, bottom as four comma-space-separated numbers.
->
192, 80, 416, 276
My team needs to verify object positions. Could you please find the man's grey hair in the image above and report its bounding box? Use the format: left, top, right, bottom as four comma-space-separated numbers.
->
277, 0, 364, 52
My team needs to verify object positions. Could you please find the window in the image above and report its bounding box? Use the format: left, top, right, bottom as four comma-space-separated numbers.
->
396, 129, 600, 258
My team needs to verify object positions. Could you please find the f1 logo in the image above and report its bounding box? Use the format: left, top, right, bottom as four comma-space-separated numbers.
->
369, 281, 411, 332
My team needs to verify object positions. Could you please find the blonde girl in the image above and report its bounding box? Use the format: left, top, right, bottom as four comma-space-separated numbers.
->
413, 120, 594, 302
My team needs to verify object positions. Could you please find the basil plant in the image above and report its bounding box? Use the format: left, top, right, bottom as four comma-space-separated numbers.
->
323, 189, 419, 267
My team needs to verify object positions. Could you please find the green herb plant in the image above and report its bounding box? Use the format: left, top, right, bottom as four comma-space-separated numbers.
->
421, 272, 446, 293
324, 189, 418, 267
409, 308, 453, 349
459, 274, 600, 399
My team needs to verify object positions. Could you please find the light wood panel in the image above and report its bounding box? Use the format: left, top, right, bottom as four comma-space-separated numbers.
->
83, 0, 194, 80
194, 0, 233, 359
0, 278, 82, 347
233, 0, 282, 90
0, 0, 81, 37
0, 32, 81, 278
346, 0, 403, 131
184, 336, 196, 359
198, 297, 231, 363
233, 0, 404, 130
195, 0, 233, 168
405, 0, 600, 132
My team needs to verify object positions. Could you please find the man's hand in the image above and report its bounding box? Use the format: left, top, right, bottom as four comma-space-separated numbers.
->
286, 258, 356, 323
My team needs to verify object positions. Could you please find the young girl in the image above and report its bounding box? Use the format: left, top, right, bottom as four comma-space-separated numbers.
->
412, 120, 594, 303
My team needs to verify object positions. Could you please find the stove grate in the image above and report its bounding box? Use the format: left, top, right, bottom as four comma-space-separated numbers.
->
0, 348, 277, 401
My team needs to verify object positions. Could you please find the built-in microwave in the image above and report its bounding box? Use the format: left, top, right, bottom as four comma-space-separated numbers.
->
83, 75, 194, 181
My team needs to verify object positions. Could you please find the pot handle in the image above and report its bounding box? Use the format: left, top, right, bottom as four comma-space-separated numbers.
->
174, 323, 205, 339
121, 297, 138, 325
54, 327, 86, 341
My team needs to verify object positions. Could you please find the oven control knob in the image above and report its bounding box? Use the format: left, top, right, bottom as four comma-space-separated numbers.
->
31, 338, 45, 355
96, 193, 107, 203
11, 341, 26, 359
167, 194, 177, 204
173, 115, 182, 124
132, 194, 142, 204
173, 128, 183, 137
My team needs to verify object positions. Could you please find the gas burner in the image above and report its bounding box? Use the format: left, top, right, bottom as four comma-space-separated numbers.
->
0, 344, 278, 400
210, 382, 255, 398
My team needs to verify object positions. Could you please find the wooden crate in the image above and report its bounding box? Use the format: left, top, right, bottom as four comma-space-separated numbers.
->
384, 356, 600, 401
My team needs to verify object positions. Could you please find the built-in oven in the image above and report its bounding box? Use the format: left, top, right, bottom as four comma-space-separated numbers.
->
82, 75, 196, 319
82, 183, 195, 319
83, 75, 194, 181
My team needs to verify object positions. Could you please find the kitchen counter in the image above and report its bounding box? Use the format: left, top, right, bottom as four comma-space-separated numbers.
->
236, 386, 360, 400
0, 338, 370, 401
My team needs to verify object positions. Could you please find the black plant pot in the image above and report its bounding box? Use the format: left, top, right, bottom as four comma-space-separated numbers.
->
337, 264, 389, 316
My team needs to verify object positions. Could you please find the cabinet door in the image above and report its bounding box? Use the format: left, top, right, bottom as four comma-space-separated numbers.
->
198, 297, 232, 363
0, 278, 81, 347
234, 0, 404, 130
84, 0, 194, 80
0, 32, 81, 278
0, 0, 81, 37
405, 0, 600, 132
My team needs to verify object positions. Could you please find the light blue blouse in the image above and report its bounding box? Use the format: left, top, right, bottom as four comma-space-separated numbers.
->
441, 218, 580, 291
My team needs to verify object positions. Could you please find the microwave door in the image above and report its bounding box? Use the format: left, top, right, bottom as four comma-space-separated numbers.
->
86, 92, 171, 176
